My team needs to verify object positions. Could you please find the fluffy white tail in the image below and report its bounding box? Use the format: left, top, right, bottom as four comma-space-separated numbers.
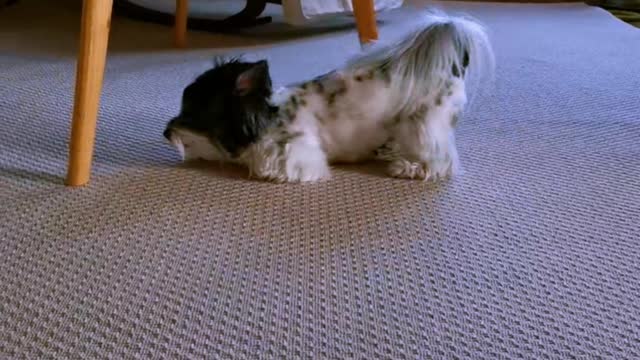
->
348, 9, 495, 111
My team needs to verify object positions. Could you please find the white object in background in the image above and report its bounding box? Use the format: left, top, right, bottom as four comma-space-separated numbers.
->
127, 0, 404, 27
281, 0, 404, 26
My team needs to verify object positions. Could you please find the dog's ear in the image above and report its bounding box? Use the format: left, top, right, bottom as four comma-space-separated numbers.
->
235, 60, 271, 96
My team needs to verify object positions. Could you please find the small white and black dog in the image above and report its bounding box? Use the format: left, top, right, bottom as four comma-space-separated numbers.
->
163, 11, 494, 182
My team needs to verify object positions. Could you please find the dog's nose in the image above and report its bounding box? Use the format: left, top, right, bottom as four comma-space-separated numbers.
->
163, 127, 173, 140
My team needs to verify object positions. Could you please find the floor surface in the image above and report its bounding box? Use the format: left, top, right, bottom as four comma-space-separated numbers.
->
1, 1, 639, 358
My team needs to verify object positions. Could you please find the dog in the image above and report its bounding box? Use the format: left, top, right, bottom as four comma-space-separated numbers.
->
163, 11, 494, 182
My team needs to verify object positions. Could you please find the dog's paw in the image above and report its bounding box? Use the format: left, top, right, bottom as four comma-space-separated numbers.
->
248, 144, 331, 183
388, 159, 428, 180
388, 159, 452, 181
286, 159, 331, 183
282, 139, 331, 183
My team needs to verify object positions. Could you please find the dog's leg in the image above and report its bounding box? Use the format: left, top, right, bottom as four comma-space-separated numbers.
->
385, 76, 467, 181
283, 135, 331, 182
247, 132, 330, 183
385, 103, 461, 181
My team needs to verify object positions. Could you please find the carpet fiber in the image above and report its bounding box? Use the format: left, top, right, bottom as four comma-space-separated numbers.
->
1, 1, 639, 359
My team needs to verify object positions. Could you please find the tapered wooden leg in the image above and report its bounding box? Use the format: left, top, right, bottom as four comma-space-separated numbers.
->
65, 0, 113, 187
352, 0, 378, 46
174, 0, 189, 47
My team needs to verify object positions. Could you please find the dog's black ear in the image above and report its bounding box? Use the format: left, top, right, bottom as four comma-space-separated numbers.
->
235, 60, 271, 96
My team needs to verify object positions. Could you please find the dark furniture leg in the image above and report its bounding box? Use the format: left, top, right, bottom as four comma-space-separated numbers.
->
114, 0, 282, 33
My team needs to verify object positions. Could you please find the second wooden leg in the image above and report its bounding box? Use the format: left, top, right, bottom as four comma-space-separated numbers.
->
66, 0, 114, 187
174, 0, 189, 47
352, 0, 378, 45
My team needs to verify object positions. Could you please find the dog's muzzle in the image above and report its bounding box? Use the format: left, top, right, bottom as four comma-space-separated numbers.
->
163, 127, 173, 141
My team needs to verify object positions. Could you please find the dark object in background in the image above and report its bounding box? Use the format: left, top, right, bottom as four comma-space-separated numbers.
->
587, 0, 640, 27
0, 0, 19, 9
594, 0, 640, 10
113, 0, 283, 33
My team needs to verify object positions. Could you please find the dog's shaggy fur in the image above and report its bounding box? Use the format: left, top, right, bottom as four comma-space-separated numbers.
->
163, 11, 494, 182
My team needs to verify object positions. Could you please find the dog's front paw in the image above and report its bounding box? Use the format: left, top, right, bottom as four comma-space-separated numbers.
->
248, 136, 331, 183
286, 159, 331, 183
282, 140, 331, 183
248, 149, 331, 183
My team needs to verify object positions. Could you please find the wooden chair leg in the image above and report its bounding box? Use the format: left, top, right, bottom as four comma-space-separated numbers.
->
352, 0, 378, 46
174, 0, 189, 47
65, 0, 114, 187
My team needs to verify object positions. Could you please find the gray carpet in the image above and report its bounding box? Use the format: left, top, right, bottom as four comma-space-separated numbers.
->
1, 0, 640, 359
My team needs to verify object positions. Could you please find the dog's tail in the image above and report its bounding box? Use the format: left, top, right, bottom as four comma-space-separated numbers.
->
348, 9, 495, 110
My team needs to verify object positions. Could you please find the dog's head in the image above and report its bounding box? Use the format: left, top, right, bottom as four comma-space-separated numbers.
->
163, 57, 277, 161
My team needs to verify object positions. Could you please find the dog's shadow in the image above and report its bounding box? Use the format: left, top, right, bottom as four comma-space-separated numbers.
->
180, 159, 392, 182
178, 159, 250, 180
336, 161, 390, 178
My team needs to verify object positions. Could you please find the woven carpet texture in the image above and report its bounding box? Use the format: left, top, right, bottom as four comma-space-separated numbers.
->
1, 0, 639, 359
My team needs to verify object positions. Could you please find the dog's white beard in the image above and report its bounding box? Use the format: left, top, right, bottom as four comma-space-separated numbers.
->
167, 128, 225, 162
